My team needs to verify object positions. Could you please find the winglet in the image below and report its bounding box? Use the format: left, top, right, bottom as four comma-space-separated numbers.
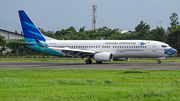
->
101, 37, 104, 40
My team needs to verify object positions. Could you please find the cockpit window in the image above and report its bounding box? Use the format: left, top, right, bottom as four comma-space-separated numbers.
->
161, 45, 167, 47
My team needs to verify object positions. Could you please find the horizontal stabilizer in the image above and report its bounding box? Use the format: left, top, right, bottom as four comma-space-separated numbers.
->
33, 35, 47, 47
10, 41, 33, 45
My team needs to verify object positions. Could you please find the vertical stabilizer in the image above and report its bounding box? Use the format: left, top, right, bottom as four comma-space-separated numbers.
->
18, 10, 45, 42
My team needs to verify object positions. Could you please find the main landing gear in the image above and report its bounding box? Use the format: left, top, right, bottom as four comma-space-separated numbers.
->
85, 59, 102, 64
86, 59, 92, 64
96, 61, 102, 64
157, 60, 161, 64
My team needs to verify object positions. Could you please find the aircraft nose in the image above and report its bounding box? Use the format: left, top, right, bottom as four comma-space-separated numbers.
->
172, 48, 177, 54
164, 48, 177, 55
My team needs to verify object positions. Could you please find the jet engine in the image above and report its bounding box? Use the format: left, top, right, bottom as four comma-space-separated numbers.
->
94, 52, 113, 61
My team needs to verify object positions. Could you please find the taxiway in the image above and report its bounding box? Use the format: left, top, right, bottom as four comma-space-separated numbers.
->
0, 62, 179, 70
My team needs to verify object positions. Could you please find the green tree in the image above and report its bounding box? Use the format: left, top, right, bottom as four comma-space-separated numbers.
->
135, 20, 151, 39
46, 31, 55, 38
0, 35, 6, 54
135, 20, 150, 33
67, 26, 76, 33
149, 27, 165, 42
0, 35, 6, 46
79, 26, 85, 32
166, 25, 180, 56
170, 13, 179, 29
6, 39, 25, 55
38, 27, 46, 35
38, 28, 56, 38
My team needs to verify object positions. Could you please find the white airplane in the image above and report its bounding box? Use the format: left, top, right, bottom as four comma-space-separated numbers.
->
18, 10, 177, 64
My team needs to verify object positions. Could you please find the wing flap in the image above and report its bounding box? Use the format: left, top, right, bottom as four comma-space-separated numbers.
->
49, 47, 95, 58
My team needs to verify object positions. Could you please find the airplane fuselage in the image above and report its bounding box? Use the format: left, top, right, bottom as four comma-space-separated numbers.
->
25, 40, 173, 58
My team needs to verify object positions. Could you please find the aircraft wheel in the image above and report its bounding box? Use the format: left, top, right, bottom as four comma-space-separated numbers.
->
89, 59, 92, 64
157, 60, 161, 64
86, 59, 92, 64
96, 61, 102, 64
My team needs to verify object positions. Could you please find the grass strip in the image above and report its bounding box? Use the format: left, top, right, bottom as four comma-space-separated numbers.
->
0, 69, 180, 100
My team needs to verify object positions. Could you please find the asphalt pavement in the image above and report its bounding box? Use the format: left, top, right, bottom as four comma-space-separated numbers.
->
0, 62, 179, 70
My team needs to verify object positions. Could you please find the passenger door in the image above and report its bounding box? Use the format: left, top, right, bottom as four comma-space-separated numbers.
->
152, 43, 156, 52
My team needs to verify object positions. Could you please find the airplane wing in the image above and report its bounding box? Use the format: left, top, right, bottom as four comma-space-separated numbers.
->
49, 47, 95, 58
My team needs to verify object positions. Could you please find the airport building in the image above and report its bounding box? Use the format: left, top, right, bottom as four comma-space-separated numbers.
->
0, 29, 24, 41
0, 29, 24, 54
119, 30, 132, 34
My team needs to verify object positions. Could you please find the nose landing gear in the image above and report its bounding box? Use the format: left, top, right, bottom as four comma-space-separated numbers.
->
157, 60, 161, 64
157, 57, 166, 64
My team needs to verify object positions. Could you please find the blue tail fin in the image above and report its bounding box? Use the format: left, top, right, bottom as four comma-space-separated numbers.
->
18, 10, 45, 42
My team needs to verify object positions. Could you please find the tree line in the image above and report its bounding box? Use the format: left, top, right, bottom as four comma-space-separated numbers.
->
0, 13, 180, 56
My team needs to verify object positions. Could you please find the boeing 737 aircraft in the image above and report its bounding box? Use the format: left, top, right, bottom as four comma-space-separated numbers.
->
18, 10, 177, 64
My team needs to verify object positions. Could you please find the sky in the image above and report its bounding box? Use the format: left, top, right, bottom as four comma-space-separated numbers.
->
0, 0, 180, 33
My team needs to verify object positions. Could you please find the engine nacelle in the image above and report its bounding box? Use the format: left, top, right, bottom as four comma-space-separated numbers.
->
94, 52, 113, 61
113, 58, 129, 61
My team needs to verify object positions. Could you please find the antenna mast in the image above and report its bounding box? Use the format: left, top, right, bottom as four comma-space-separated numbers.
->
158, 20, 163, 27
92, 5, 97, 30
